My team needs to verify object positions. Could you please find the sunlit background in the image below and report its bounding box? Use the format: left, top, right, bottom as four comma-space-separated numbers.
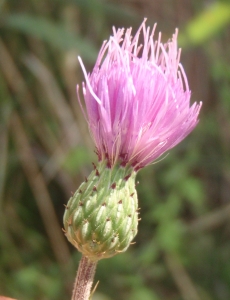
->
1, 0, 230, 299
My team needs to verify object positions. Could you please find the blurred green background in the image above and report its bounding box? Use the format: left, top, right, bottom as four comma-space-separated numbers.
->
1, 0, 230, 299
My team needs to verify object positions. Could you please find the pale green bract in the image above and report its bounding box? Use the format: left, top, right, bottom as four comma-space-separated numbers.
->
63, 161, 138, 261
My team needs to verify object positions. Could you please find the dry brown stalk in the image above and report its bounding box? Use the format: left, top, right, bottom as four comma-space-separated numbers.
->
11, 112, 72, 282
165, 252, 201, 300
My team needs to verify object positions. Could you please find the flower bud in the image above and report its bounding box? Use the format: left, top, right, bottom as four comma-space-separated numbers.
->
63, 161, 138, 261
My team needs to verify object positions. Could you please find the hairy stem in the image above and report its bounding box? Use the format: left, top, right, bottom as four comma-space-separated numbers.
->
72, 255, 97, 300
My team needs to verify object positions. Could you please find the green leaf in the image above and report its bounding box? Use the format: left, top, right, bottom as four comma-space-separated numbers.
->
179, 2, 230, 46
128, 287, 160, 300
13, 265, 61, 298
67, 0, 139, 24
157, 220, 184, 252
62, 146, 91, 173
2, 13, 97, 63
153, 193, 181, 221
179, 177, 205, 211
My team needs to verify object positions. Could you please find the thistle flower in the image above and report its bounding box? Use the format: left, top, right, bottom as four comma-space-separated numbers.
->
78, 19, 202, 171
63, 20, 202, 262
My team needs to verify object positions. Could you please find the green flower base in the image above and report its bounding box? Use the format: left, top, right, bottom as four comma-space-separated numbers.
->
63, 160, 139, 261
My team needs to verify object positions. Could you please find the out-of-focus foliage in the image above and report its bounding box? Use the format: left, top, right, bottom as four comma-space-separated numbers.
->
3, 13, 98, 62
0, 0, 230, 299
180, 2, 230, 46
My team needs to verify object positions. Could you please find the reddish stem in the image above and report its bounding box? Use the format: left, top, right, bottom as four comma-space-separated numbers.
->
71, 256, 97, 300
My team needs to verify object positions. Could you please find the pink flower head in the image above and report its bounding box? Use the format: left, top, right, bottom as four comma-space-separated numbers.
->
77, 19, 202, 170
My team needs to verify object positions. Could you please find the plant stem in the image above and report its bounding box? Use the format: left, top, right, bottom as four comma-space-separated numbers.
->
71, 255, 97, 300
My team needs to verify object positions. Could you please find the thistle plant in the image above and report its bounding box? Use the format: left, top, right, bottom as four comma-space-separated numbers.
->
63, 19, 202, 300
